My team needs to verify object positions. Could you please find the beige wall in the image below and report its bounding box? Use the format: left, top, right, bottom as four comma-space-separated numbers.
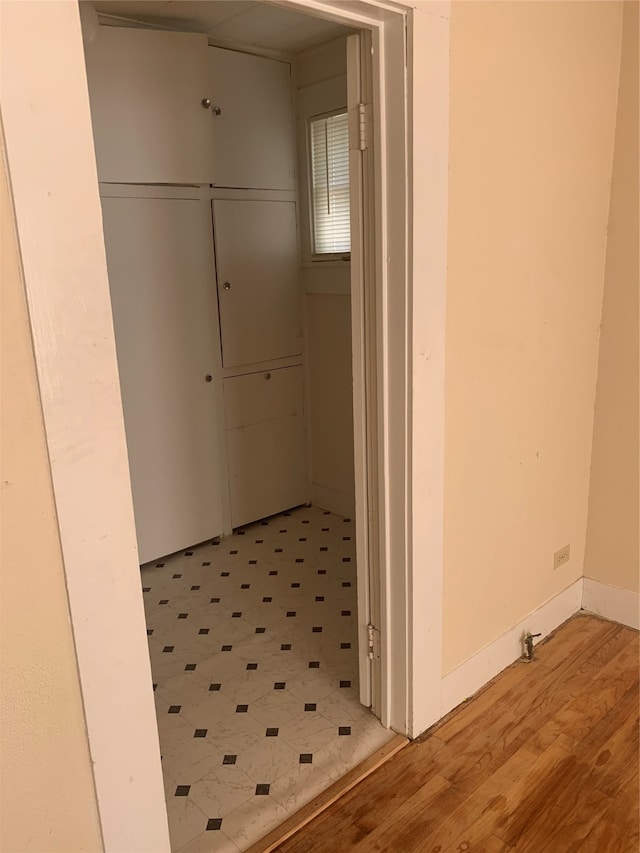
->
0, 145, 103, 851
442, 1, 624, 673
585, 1, 639, 594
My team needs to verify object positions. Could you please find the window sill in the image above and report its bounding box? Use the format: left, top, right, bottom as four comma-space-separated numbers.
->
302, 258, 351, 269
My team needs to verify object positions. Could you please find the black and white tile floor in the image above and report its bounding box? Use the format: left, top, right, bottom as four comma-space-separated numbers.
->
142, 506, 394, 852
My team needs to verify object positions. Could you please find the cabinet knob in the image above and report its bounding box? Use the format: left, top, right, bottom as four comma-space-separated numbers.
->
264, 372, 272, 380
223, 282, 231, 291
205, 374, 213, 382
201, 98, 222, 115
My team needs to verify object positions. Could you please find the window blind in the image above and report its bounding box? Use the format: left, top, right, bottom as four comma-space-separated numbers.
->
310, 112, 351, 255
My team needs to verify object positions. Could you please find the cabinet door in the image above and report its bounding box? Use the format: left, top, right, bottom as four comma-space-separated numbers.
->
85, 27, 214, 184
224, 368, 306, 527
214, 199, 302, 367
101, 194, 223, 563
209, 47, 295, 190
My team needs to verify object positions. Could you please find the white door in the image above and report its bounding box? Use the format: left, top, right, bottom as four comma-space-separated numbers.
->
101, 191, 224, 564
213, 199, 302, 367
347, 32, 380, 715
208, 47, 295, 190
84, 27, 215, 184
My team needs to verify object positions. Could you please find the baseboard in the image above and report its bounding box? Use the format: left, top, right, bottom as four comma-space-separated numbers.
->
582, 577, 640, 630
440, 577, 584, 717
309, 483, 355, 518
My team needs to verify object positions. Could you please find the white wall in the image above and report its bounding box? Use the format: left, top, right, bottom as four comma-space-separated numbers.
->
295, 38, 355, 515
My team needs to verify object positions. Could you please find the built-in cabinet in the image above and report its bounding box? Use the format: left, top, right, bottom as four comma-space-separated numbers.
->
100, 190, 224, 563
214, 199, 301, 367
224, 367, 306, 528
85, 25, 305, 561
85, 27, 215, 184
208, 47, 296, 191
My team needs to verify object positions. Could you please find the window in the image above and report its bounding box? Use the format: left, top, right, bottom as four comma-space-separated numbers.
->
309, 111, 350, 255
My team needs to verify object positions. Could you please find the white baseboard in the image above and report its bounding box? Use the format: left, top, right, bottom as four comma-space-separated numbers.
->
309, 483, 355, 518
440, 578, 584, 718
582, 577, 640, 630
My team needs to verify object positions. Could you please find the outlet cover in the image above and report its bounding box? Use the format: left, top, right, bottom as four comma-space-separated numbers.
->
554, 544, 570, 570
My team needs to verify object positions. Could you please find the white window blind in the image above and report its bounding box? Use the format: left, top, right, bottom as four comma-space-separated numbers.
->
310, 112, 351, 255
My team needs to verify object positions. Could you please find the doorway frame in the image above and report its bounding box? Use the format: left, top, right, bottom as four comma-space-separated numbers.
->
0, 0, 449, 849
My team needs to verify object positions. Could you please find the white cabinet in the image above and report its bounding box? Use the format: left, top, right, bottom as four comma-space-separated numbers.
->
208, 47, 296, 190
84, 30, 296, 189
224, 368, 306, 528
101, 192, 224, 562
88, 25, 306, 536
85, 28, 215, 184
214, 199, 301, 367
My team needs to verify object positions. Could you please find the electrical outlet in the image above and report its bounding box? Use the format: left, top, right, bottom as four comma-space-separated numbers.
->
554, 544, 570, 570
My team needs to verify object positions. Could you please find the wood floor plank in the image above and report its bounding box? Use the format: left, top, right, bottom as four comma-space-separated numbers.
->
596, 771, 640, 844
527, 632, 639, 755
350, 774, 465, 852
435, 622, 628, 794
594, 707, 640, 800
498, 749, 613, 851
435, 616, 609, 744
442, 734, 578, 852
274, 616, 639, 853
577, 817, 638, 853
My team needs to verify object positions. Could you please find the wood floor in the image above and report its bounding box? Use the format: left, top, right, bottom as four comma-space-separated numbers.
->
275, 614, 639, 852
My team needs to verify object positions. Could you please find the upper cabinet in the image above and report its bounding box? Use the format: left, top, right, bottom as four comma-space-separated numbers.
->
208, 47, 295, 190
84, 27, 215, 184
84, 28, 296, 189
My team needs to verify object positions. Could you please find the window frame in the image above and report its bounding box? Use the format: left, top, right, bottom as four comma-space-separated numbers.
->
306, 106, 352, 263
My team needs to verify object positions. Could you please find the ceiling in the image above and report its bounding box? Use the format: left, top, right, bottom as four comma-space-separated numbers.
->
90, 1, 353, 54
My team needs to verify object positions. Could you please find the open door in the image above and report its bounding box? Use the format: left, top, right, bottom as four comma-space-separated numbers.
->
347, 32, 383, 719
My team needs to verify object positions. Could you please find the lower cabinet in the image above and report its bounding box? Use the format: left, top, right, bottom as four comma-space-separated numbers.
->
224, 366, 306, 528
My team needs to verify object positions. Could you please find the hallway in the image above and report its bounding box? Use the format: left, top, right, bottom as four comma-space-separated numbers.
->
142, 506, 394, 852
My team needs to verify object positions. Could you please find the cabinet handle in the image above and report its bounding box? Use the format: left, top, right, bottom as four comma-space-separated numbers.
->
223, 282, 231, 291
264, 372, 272, 380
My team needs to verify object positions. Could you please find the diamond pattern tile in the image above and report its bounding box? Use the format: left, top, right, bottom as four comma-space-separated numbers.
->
142, 507, 394, 852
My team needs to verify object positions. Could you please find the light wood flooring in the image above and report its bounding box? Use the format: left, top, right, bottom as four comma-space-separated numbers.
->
275, 614, 639, 852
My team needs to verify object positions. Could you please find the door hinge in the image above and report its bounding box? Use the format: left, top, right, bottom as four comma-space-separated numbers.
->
367, 623, 381, 660
349, 102, 371, 151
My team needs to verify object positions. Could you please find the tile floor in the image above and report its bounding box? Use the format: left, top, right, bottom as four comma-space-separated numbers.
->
142, 506, 394, 853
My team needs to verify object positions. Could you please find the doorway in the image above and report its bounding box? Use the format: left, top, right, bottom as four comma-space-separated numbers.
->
82, 3, 389, 848
0, 0, 448, 847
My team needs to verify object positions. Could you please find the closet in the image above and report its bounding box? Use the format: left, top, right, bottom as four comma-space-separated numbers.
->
85, 24, 310, 562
